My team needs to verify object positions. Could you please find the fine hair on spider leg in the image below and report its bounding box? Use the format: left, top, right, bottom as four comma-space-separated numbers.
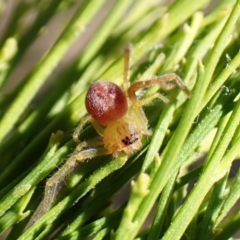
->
29, 145, 109, 225
30, 45, 191, 225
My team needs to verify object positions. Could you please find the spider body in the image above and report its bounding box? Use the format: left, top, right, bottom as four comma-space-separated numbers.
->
30, 46, 191, 224
85, 81, 128, 126
102, 112, 149, 157
85, 80, 151, 157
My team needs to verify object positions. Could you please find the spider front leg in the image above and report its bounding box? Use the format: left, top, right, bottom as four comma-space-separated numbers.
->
30, 116, 107, 224
128, 73, 191, 108
30, 140, 109, 224
73, 115, 92, 144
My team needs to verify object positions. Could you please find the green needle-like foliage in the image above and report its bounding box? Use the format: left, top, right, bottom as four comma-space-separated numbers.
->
0, 0, 240, 239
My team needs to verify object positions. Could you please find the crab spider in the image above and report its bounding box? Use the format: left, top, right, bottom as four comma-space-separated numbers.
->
30, 46, 191, 224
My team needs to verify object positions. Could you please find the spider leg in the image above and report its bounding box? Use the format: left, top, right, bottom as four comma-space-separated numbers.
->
132, 92, 174, 109
29, 140, 109, 225
128, 73, 191, 104
75, 138, 104, 151
73, 115, 92, 144
123, 44, 131, 92
73, 115, 104, 144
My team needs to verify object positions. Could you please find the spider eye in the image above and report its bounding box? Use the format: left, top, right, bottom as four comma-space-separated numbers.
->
85, 81, 128, 126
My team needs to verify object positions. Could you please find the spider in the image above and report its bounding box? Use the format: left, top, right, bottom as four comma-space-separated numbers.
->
30, 46, 191, 223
